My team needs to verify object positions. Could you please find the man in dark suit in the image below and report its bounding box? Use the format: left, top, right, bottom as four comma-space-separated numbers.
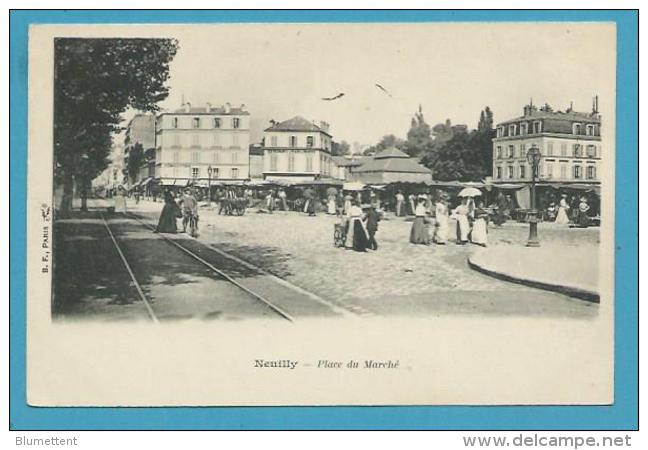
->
364, 204, 380, 250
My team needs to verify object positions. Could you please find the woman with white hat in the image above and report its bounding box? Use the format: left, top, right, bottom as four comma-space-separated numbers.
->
555, 193, 570, 225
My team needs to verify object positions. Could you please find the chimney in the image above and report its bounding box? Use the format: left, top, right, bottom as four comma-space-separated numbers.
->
269, 119, 276, 127
319, 121, 330, 133
240, 104, 247, 113
224, 102, 231, 114
184, 102, 191, 112
206, 102, 212, 112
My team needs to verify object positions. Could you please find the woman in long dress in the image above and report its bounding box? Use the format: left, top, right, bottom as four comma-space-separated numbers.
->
327, 193, 337, 215
576, 197, 590, 228
344, 200, 370, 252
434, 197, 449, 244
410, 197, 430, 245
114, 186, 128, 213
454, 198, 471, 245
555, 194, 570, 224
155, 191, 180, 233
395, 191, 405, 217
471, 201, 489, 247
343, 194, 352, 216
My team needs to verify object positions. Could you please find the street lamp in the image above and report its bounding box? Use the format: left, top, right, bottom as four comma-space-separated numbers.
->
526, 144, 542, 247
207, 165, 213, 205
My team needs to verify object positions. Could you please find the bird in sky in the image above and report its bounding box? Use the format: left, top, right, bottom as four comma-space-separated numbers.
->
321, 92, 345, 101
374, 83, 392, 97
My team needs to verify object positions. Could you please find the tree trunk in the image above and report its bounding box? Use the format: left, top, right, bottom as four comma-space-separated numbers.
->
80, 177, 88, 211
60, 172, 74, 213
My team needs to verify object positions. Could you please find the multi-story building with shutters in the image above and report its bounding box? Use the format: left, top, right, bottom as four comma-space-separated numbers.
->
492, 99, 602, 186
155, 102, 250, 187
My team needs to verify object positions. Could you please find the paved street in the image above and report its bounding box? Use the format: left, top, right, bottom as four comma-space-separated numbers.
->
126, 199, 599, 319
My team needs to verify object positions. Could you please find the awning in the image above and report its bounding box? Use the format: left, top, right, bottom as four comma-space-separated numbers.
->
343, 181, 366, 191
140, 177, 153, 187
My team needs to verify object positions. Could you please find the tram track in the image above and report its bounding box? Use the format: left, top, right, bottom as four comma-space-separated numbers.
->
100, 212, 296, 323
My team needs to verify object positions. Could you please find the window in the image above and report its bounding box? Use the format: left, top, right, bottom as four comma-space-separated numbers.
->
547, 142, 554, 156
172, 117, 178, 128
573, 144, 582, 157
231, 168, 239, 179
508, 145, 515, 158
507, 166, 514, 179
192, 151, 200, 163
290, 136, 298, 147
573, 123, 582, 135
508, 124, 516, 136
232, 118, 240, 129
560, 164, 567, 179
560, 142, 567, 156
520, 143, 526, 157
211, 151, 218, 163
546, 163, 553, 179
191, 167, 200, 178
270, 136, 278, 147
212, 167, 219, 179
232, 152, 238, 164
496, 146, 502, 159
192, 117, 200, 129
173, 134, 181, 146
232, 134, 239, 147
519, 165, 526, 179
520, 123, 528, 135
497, 127, 504, 138
192, 134, 200, 146
533, 121, 542, 134
213, 118, 221, 128
288, 152, 295, 172
496, 166, 502, 179
573, 165, 582, 179
586, 145, 596, 157
305, 155, 313, 172
270, 153, 278, 171
586, 124, 594, 136
306, 136, 314, 148
587, 166, 596, 180
173, 151, 179, 163
212, 134, 220, 147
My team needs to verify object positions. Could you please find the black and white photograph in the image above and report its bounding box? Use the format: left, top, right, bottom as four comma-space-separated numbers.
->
25, 22, 616, 406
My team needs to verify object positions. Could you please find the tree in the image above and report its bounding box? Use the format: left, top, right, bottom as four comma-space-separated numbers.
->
363, 134, 406, 156
404, 104, 432, 157
126, 143, 145, 184
54, 38, 178, 211
331, 140, 350, 156
477, 106, 494, 132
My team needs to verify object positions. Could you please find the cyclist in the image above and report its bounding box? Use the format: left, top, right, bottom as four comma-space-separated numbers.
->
178, 188, 199, 234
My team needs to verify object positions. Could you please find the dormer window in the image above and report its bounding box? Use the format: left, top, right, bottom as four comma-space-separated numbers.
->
497, 127, 504, 138
508, 124, 516, 136
520, 123, 528, 135
232, 118, 240, 129
533, 121, 542, 134
585, 124, 595, 136
213, 118, 221, 128
192, 117, 200, 129
573, 123, 582, 135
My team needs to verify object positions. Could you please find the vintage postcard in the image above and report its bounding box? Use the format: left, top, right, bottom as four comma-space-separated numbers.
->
25, 22, 615, 406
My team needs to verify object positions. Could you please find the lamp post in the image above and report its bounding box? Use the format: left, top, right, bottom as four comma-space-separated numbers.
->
207, 165, 213, 206
526, 144, 542, 247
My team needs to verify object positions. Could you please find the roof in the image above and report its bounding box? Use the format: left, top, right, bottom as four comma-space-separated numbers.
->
497, 109, 601, 127
354, 153, 432, 174
161, 105, 250, 115
264, 116, 332, 136
331, 156, 369, 167
373, 147, 410, 159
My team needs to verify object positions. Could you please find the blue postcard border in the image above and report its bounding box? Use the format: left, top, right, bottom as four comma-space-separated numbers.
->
9, 9, 638, 430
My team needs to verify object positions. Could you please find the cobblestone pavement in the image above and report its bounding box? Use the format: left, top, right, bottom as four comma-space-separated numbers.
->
133, 200, 598, 319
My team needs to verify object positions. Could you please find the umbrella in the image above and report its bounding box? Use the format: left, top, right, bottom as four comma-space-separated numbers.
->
326, 186, 338, 196
458, 187, 482, 197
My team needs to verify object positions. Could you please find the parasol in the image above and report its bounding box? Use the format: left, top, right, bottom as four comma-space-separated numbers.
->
326, 186, 338, 196
458, 187, 482, 197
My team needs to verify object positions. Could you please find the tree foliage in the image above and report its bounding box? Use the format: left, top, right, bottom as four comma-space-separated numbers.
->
54, 38, 178, 207
404, 104, 432, 157
420, 107, 495, 181
331, 140, 351, 156
363, 134, 407, 156
126, 143, 145, 183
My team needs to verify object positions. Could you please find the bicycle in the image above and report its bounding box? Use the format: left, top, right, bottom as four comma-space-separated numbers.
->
183, 210, 199, 238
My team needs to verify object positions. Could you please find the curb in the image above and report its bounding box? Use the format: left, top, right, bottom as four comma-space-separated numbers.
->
467, 256, 600, 303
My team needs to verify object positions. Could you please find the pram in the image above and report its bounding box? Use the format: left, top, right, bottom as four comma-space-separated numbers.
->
333, 219, 348, 247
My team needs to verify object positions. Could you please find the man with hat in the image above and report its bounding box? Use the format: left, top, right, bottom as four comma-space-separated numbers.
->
363, 203, 381, 251
179, 187, 199, 233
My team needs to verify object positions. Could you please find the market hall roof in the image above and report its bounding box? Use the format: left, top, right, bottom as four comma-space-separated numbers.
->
264, 116, 332, 136
353, 147, 432, 174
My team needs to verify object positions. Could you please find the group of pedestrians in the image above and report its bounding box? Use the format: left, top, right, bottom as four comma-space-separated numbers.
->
409, 194, 489, 247
342, 200, 381, 252
154, 188, 199, 234
554, 194, 591, 228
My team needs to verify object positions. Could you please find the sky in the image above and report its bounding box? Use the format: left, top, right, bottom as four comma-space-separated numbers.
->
124, 23, 616, 148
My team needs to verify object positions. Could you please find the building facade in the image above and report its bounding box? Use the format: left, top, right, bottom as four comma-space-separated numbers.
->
261, 116, 334, 182
155, 102, 250, 185
492, 101, 602, 185
124, 114, 156, 187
